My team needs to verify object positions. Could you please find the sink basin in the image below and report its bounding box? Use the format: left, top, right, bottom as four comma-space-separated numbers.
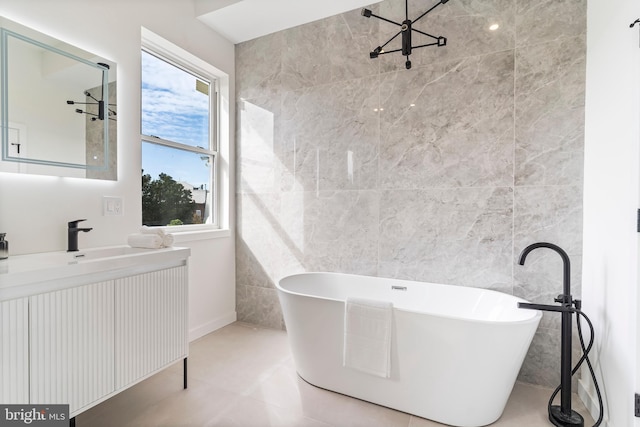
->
70, 246, 153, 261
0, 245, 190, 301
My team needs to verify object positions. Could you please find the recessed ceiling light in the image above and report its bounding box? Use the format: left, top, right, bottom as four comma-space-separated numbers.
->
489, 23, 499, 31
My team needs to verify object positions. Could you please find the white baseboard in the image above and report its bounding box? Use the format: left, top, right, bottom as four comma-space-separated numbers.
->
189, 311, 237, 342
578, 378, 607, 426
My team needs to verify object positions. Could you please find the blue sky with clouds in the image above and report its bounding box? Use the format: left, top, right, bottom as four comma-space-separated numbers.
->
141, 51, 211, 187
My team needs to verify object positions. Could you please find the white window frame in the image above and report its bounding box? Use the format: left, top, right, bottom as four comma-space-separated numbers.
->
141, 28, 231, 237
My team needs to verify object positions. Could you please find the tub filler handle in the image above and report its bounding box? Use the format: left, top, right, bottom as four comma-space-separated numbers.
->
391, 285, 407, 291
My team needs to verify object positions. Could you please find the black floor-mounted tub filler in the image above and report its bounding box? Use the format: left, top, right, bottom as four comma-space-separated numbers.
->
517, 242, 603, 427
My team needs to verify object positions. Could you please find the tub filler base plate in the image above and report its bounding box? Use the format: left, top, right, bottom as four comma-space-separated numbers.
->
549, 406, 584, 427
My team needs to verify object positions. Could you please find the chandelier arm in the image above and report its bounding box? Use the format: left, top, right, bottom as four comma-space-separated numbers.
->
368, 12, 403, 27
376, 47, 403, 55
75, 110, 99, 118
411, 28, 441, 41
411, 41, 440, 50
412, 1, 446, 26
370, 31, 402, 58
380, 31, 403, 50
83, 91, 101, 103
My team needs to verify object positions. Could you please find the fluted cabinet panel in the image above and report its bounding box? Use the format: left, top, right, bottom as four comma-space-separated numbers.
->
115, 266, 188, 389
0, 298, 29, 404
30, 281, 115, 414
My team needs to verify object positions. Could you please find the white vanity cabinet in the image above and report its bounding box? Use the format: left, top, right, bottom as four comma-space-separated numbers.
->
115, 266, 188, 389
0, 246, 190, 418
0, 297, 29, 404
30, 281, 115, 413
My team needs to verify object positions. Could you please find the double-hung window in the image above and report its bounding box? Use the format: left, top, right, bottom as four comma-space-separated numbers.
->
141, 49, 217, 227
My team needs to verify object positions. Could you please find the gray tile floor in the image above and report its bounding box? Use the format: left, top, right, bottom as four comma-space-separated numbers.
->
77, 322, 595, 427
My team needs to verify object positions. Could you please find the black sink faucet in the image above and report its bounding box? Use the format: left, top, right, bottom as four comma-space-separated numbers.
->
67, 219, 93, 252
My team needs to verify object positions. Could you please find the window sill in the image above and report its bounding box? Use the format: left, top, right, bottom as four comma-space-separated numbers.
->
161, 227, 231, 243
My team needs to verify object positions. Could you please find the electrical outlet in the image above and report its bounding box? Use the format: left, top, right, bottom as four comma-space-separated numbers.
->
103, 196, 123, 216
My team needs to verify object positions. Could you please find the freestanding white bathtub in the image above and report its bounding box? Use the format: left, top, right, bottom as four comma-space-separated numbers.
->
276, 272, 542, 427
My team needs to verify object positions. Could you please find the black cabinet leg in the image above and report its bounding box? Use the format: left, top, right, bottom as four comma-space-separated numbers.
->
70, 416, 76, 427
183, 357, 188, 389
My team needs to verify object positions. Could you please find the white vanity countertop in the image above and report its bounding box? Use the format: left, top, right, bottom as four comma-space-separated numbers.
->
0, 245, 190, 301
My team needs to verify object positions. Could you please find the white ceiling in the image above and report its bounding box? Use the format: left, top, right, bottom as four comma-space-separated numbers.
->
195, 0, 379, 44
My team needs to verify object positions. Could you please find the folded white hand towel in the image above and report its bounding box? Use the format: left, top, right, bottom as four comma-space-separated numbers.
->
127, 233, 163, 249
162, 233, 174, 248
343, 297, 393, 378
140, 225, 166, 237
140, 226, 173, 248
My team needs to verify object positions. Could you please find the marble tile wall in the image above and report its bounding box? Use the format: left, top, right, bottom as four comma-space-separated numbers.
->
235, 0, 586, 388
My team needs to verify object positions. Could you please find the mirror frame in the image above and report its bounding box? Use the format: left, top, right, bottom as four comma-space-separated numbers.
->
0, 27, 110, 171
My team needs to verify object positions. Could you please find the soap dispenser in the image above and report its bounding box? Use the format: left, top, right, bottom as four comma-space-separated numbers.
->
0, 233, 7, 259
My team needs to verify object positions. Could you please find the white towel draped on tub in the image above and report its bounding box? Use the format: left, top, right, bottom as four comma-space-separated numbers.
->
343, 297, 393, 378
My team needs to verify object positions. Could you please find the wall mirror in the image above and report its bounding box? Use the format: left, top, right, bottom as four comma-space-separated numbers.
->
0, 16, 117, 180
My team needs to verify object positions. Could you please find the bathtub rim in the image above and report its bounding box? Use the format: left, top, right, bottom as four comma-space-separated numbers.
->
277, 271, 543, 326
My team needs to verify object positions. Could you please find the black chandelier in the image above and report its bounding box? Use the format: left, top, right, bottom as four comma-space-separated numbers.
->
362, 0, 449, 70
66, 62, 116, 121
67, 90, 117, 121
